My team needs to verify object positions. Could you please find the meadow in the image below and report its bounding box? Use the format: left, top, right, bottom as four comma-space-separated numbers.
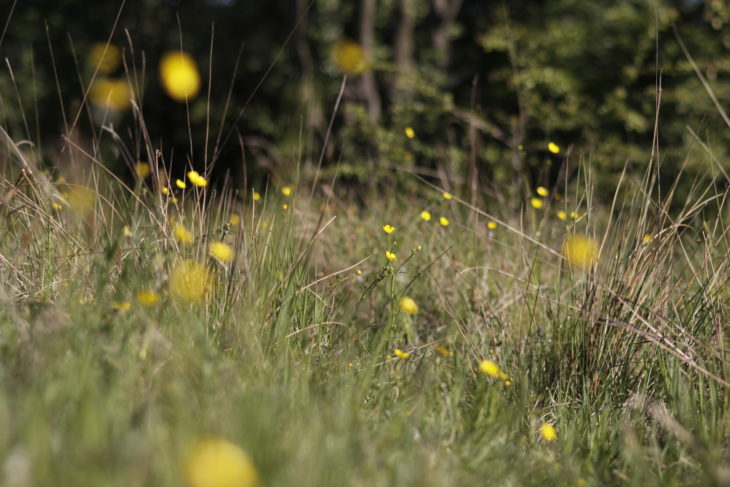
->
1, 14, 729, 487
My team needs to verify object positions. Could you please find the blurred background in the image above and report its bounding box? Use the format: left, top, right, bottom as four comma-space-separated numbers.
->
1, 0, 729, 202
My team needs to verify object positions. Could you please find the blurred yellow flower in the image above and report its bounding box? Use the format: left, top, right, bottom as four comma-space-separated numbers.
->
569, 211, 580, 219
161, 187, 170, 195
176, 179, 186, 189
557, 210, 567, 221
174, 224, 194, 244
530, 197, 544, 209
435, 346, 452, 357
536, 186, 549, 197
111, 301, 132, 311
169, 260, 212, 303
160, 51, 201, 102
562, 235, 599, 269
385, 250, 397, 261
51, 201, 63, 211
209, 241, 234, 262
383, 224, 395, 234
332, 38, 369, 75
404, 127, 415, 139
539, 423, 557, 442
394, 348, 410, 360
184, 437, 259, 487
187, 170, 208, 187
487, 221, 497, 230
439, 216, 450, 226
135, 162, 151, 179
281, 186, 293, 196
252, 191, 261, 202
420, 210, 432, 221
399, 296, 418, 315
442, 192, 453, 200
136, 290, 160, 307
548, 142, 560, 154
228, 213, 241, 226
89, 78, 131, 111
642, 234, 652, 244
87, 43, 121, 73
65, 185, 97, 216
479, 359, 500, 378
282, 203, 288, 210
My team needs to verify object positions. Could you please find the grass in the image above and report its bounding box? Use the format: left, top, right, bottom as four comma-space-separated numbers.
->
0, 140, 728, 486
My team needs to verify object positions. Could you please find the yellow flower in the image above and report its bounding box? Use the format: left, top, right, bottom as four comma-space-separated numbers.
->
487, 221, 497, 230
159, 51, 201, 102
209, 241, 234, 262
252, 191, 261, 202
404, 126, 415, 139
642, 234, 652, 244
439, 216, 450, 226
557, 210, 567, 221
135, 162, 151, 179
169, 260, 212, 303
383, 224, 396, 234
281, 186, 293, 196
87, 43, 121, 73
176, 179, 186, 189
136, 290, 160, 307
171, 197, 179, 205
442, 192, 453, 200
174, 224, 194, 244
122, 225, 133, 237
161, 187, 170, 195
548, 142, 560, 154
569, 211, 580, 219
111, 301, 132, 311
394, 348, 410, 360
530, 197, 544, 209
187, 170, 208, 187
184, 437, 259, 487
51, 201, 63, 210
539, 423, 557, 442
332, 38, 368, 75
536, 186, 549, 197
228, 213, 241, 226
385, 250, 397, 262
89, 78, 131, 111
562, 235, 599, 269
399, 296, 418, 315
479, 359, 500, 378
420, 211, 432, 221
435, 346, 452, 357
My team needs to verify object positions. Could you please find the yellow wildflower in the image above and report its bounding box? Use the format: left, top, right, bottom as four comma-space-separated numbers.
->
562, 235, 599, 269
539, 423, 558, 442
570, 211, 580, 219
209, 241, 234, 263
176, 179, 186, 189
187, 170, 208, 187
51, 202, 63, 210
479, 359, 500, 378
394, 348, 410, 360
420, 210, 432, 221
548, 142, 560, 154
174, 224, 194, 244
89, 78, 131, 111
399, 296, 418, 315
111, 301, 132, 311
161, 187, 170, 195
435, 346, 452, 357
385, 250, 397, 262
536, 186, 549, 197
135, 162, 151, 179
404, 127, 415, 139
159, 51, 201, 102
169, 260, 212, 303
442, 192, 453, 200
228, 213, 241, 226
252, 191, 261, 202
530, 197, 544, 209
557, 210, 567, 221
281, 186, 293, 196
171, 197, 179, 205
184, 437, 259, 487
487, 221, 497, 230
383, 224, 396, 234
332, 38, 368, 75
439, 216, 450, 226
136, 290, 160, 307
642, 234, 652, 244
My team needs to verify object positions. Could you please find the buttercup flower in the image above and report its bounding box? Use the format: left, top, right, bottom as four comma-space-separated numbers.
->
136, 290, 160, 307
487, 221, 497, 230
404, 127, 415, 139
184, 437, 259, 487
562, 235, 599, 269
174, 224, 194, 244
209, 241, 234, 263
399, 296, 418, 315
479, 359, 500, 378
439, 216, 450, 226
530, 198, 544, 209
332, 38, 369, 75
536, 186, 549, 197
420, 211, 432, 222
135, 162, 151, 179
394, 348, 410, 360
160, 51, 201, 102
383, 224, 396, 234
187, 170, 208, 187
548, 142, 560, 154
169, 260, 212, 303
385, 251, 397, 262
539, 423, 557, 442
